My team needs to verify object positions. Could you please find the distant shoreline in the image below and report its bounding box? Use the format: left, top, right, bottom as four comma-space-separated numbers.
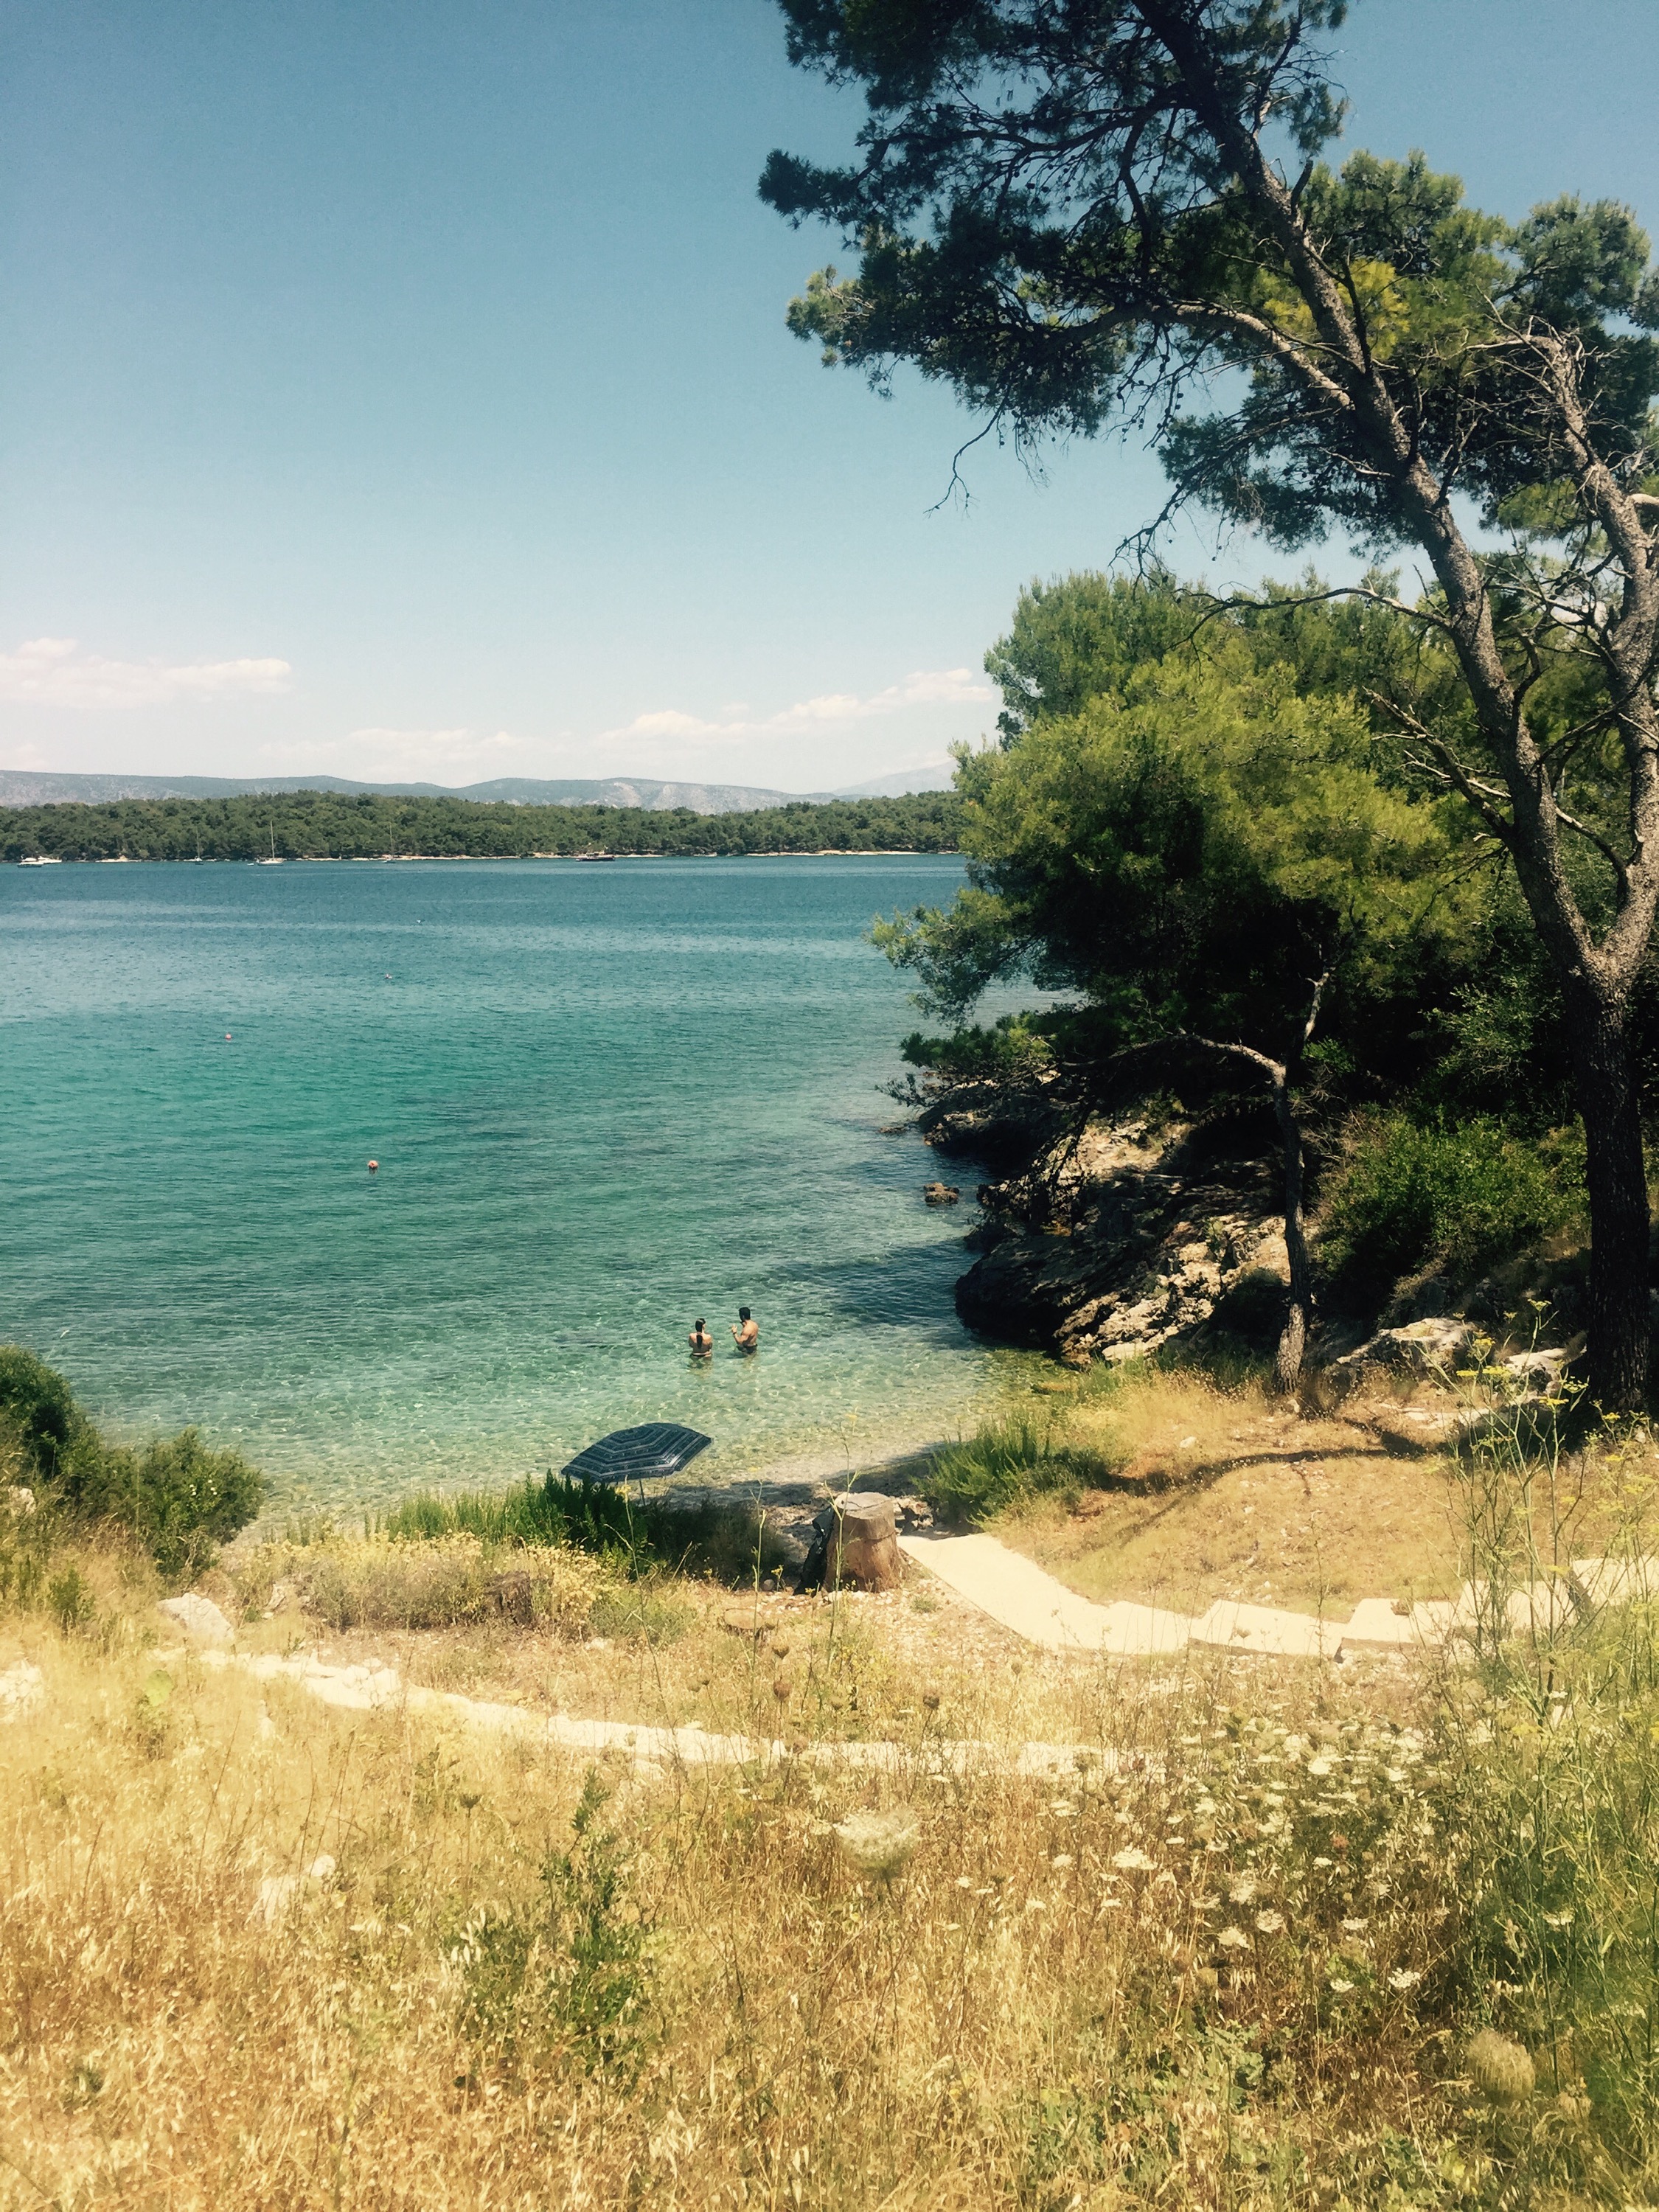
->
7, 847, 956, 865
0, 787, 964, 865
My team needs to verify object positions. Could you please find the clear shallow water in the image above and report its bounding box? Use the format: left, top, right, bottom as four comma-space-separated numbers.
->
0, 857, 1024, 1509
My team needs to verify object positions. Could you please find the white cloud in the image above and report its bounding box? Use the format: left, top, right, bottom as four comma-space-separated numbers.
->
262, 725, 545, 781
601, 666, 993, 751
0, 636, 292, 708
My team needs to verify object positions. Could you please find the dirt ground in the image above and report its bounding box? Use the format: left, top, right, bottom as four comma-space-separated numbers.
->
1007, 1398, 1466, 1616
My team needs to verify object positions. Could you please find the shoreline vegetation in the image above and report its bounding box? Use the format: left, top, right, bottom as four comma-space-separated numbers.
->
0, 789, 963, 864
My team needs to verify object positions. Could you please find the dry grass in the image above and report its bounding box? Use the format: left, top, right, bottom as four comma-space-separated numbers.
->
5, 1404, 1659, 2210
0, 1565, 1473, 2212
999, 1367, 1472, 1615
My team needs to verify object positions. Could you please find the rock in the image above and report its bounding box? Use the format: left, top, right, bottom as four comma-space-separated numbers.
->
922, 1182, 961, 1206
0, 1660, 44, 1722
1321, 1317, 1474, 1396
1502, 1347, 1568, 1396
252, 1853, 337, 1927
156, 1593, 235, 1646
818, 1495, 902, 1593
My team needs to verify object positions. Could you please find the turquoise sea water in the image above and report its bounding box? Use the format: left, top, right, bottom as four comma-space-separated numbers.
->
0, 856, 1023, 1509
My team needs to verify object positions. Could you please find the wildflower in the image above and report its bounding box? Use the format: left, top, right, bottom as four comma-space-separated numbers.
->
1254, 1910, 1285, 1934
1467, 2029, 1535, 2104
1542, 1909, 1575, 1930
1217, 1927, 1250, 1950
1050, 1854, 1074, 1871
1312, 1856, 1332, 1868
1328, 1976, 1355, 1994
833, 1809, 919, 1885
1111, 1847, 1155, 1872
1340, 1917, 1368, 1934
1388, 1967, 1422, 1992
1227, 1877, 1258, 1905
1307, 1756, 1335, 1777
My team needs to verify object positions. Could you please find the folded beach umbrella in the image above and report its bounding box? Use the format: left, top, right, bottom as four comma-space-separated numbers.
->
562, 1422, 712, 1491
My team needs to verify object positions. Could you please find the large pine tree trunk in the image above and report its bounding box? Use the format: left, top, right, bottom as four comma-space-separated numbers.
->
1563, 981, 1652, 1411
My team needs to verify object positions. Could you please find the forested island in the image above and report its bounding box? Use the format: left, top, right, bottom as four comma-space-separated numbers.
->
0, 787, 961, 863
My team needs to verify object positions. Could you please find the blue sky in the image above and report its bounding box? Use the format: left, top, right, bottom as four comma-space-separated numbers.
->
3, 0, 1657, 791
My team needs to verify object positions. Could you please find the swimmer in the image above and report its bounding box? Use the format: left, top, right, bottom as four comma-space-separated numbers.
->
688, 1318, 714, 1359
731, 1307, 759, 1354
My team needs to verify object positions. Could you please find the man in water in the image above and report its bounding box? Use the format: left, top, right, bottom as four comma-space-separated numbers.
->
688, 1318, 713, 1359
731, 1307, 759, 1353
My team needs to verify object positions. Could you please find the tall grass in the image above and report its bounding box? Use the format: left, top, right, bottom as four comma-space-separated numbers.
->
375, 1471, 793, 1582
1435, 1385, 1659, 2194
921, 1416, 1126, 1527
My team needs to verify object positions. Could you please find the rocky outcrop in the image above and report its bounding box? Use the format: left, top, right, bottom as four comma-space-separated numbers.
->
953, 1118, 1290, 1364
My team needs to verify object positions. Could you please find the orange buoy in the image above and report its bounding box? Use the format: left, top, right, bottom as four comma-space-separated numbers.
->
367, 1159, 379, 1172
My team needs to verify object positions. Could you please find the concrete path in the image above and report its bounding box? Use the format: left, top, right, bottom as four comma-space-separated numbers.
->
897, 1531, 1658, 1660
175, 1644, 1117, 1781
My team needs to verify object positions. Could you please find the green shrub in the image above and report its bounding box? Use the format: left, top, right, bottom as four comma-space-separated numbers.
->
0, 1346, 264, 1579
1320, 1114, 1583, 1289
80, 1430, 265, 1580
0, 1345, 94, 1483
920, 1416, 1122, 1528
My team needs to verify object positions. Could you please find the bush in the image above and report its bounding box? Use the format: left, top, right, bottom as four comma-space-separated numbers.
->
1320, 1114, 1583, 1290
0, 1345, 93, 1483
300, 1536, 603, 1634
79, 1430, 265, 1580
920, 1416, 1122, 1528
0, 1346, 264, 1579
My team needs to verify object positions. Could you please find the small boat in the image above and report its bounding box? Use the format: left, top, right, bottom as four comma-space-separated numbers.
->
563, 1422, 712, 1495
19, 855, 61, 866
257, 820, 284, 864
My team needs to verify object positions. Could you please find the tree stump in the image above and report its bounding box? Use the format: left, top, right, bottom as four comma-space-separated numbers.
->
820, 1495, 902, 1592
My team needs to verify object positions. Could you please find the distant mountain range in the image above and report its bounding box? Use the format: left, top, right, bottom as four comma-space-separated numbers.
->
0, 765, 954, 815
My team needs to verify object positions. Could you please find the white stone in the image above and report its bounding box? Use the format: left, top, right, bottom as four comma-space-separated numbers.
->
251, 1852, 337, 1927
0, 1660, 44, 1720
156, 1593, 234, 1646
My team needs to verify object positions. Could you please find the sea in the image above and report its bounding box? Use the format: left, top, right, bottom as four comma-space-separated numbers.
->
0, 855, 1034, 1512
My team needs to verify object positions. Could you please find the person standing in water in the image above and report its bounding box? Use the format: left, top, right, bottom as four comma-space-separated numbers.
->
688, 1318, 713, 1359
731, 1307, 759, 1353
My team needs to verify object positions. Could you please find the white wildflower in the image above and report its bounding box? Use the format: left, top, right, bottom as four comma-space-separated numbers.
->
833, 1809, 919, 1884
1050, 1854, 1074, 1871
1112, 1846, 1156, 1872
1228, 1877, 1258, 1905
1307, 1756, 1335, 1778
1340, 1917, 1369, 1934
1217, 1927, 1251, 1950
1329, 1976, 1356, 1994
1388, 1966, 1423, 1992
1542, 1909, 1575, 1930
1255, 1910, 1286, 1935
